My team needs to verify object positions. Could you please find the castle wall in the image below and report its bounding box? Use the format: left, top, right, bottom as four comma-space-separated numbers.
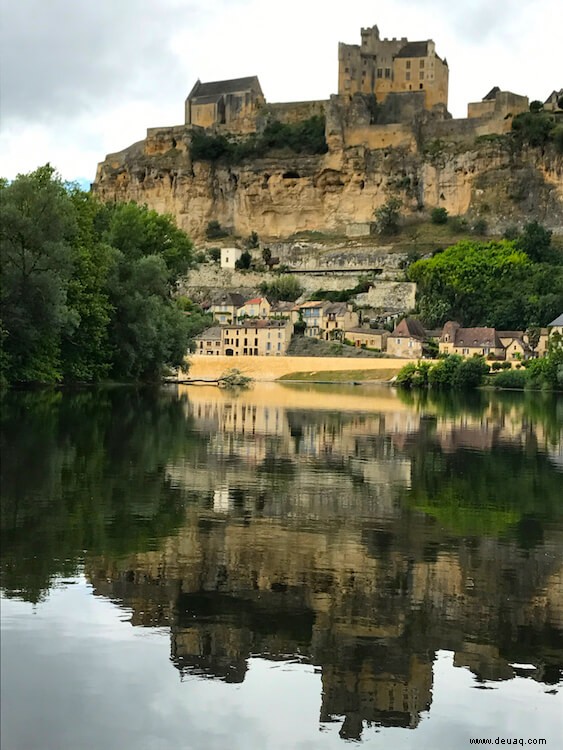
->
258, 100, 327, 127
344, 123, 415, 150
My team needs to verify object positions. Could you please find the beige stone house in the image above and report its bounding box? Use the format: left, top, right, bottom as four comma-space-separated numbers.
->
548, 313, 563, 337
439, 322, 504, 358
344, 328, 389, 351
504, 337, 533, 360
194, 320, 293, 356
237, 297, 271, 319
292, 300, 359, 340
208, 292, 246, 324
387, 318, 426, 358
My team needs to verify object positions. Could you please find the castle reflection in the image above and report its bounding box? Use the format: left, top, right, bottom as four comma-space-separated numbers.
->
86, 385, 563, 740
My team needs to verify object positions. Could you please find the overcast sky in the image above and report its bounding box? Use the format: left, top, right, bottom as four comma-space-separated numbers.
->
1, 0, 561, 184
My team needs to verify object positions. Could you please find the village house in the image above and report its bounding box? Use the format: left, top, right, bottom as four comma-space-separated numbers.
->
387, 317, 426, 358
344, 327, 389, 351
548, 313, 563, 337
292, 300, 359, 340
269, 301, 294, 319
439, 322, 504, 358
194, 326, 222, 356
220, 247, 243, 269
194, 320, 293, 356
237, 296, 271, 319
208, 292, 246, 324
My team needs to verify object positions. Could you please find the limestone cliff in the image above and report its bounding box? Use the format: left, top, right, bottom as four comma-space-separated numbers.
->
93, 116, 563, 240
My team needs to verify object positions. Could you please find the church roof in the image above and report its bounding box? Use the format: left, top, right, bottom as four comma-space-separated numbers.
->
189, 76, 263, 100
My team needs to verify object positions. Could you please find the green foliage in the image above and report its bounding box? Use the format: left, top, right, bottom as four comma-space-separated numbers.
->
511, 111, 557, 149
529, 100, 543, 113
190, 116, 328, 164
516, 220, 555, 263
309, 279, 370, 303
262, 247, 272, 264
525, 333, 563, 390
491, 369, 528, 389
259, 275, 303, 302
409, 236, 563, 329
246, 231, 260, 249
472, 218, 488, 235
374, 197, 402, 235
1, 167, 196, 385
205, 220, 228, 239
430, 207, 448, 225
207, 247, 221, 262
235, 249, 252, 269
396, 355, 488, 390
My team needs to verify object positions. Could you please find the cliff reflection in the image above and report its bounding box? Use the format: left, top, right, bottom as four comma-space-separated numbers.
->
82, 385, 562, 740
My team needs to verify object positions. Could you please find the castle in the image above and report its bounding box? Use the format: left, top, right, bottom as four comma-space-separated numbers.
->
337, 24, 449, 111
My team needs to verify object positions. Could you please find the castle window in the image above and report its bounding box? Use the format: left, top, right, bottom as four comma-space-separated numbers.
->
385, 68, 391, 78
377, 68, 383, 78
419, 83, 423, 89
420, 59, 425, 68
406, 72, 410, 81
420, 71, 424, 80
406, 60, 411, 69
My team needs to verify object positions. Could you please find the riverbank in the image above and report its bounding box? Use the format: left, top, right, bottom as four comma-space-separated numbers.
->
182, 355, 413, 383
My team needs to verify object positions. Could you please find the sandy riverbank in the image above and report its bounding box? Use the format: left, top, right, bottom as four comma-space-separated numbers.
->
181, 355, 413, 382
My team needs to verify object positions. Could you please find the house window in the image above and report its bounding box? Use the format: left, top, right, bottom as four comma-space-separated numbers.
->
420, 71, 424, 80
377, 68, 383, 78
385, 68, 391, 78
420, 59, 425, 68
406, 60, 411, 69
277, 342, 281, 351
267, 342, 271, 351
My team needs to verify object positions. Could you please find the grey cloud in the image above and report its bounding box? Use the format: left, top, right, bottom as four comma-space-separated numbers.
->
0, 0, 205, 125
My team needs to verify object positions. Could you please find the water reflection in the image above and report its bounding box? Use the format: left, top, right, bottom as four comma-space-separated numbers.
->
1, 385, 562, 744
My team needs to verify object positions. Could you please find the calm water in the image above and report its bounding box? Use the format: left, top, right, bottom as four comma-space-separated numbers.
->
1, 384, 562, 749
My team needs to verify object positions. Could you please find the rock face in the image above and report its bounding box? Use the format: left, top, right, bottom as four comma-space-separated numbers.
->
92, 119, 563, 240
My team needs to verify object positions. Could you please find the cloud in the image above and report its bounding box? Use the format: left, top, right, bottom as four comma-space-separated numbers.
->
0, 0, 204, 125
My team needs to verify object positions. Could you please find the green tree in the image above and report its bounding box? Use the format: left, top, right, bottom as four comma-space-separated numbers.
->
374, 197, 402, 235
430, 207, 448, 225
0, 165, 77, 382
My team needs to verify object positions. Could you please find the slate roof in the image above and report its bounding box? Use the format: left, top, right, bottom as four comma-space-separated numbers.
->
497, 330, 524, 340
345, 327, 387, 335
210, 292, 246, 307
548, 313, 563, 327
194, 326, 222, 341
395, 41, 429, 58
392, 317, 426, 339
189, 76, 263, 100
483, 86, 500, 101
453, 327, 502, 348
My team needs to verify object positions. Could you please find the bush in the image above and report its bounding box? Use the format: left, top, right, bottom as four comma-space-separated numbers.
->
492, 369, 528, 389
430, 207, 448, 225
512, 111, 556, 149
503, 224, 520, 240
472, 218, 488, 235
245, 231, 259, 249
259, 275, 303, 302
449, 216, 469, 234
374, 197, 402, 236
500, 361, 512, 370
235, 250, 252, 270
492, 361, 502, 370
529, 100, 543, 113
206, 220, 227, 239
207, 247, 221, 262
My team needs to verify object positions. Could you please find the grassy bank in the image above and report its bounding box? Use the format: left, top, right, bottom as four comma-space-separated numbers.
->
278, 368, 400, 382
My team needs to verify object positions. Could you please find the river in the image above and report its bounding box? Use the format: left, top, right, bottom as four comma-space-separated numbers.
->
1, 384, 562, 749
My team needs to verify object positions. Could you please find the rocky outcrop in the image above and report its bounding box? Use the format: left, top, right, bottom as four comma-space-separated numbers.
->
93, 120, 563, 240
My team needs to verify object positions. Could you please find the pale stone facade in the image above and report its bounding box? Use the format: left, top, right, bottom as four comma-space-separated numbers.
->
292, 300, 359, 340
344, 328, 389, 351
220, 247, 243, 269
467, 87, 528, 120
194, 320, 293, 356
338, 25, 449, 110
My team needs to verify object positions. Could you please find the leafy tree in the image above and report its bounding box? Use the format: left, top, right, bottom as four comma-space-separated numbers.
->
529, 100, 543, 113
259, 275, 303, 302
262, 247, 272, 264
409, 238, 563, 329
374, 197, 402, 235
235, 249, 252, 269
516, 220, 555, 263
206, 220, 227, 239
430, 207, 448, 225
0, 165, 77, 382
512, 111, 555, 148
207, 247, 221, 262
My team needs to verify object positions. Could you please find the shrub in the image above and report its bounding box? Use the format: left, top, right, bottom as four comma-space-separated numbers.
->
503, 224, 520, 240
430, 207, 448, 225
472, 218, 488, 235
207, 247, 221, 262
245, 231, 259, 249
492, 362, 502, 371
500, 361, 512, 370
206, 220, 227, 239
374, 197, 402, 235
259, 275, 303, 302
492, 369, 528, 389
529, 100, 543, 113
449, 216, 469, 234
235, 250, 252, 270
